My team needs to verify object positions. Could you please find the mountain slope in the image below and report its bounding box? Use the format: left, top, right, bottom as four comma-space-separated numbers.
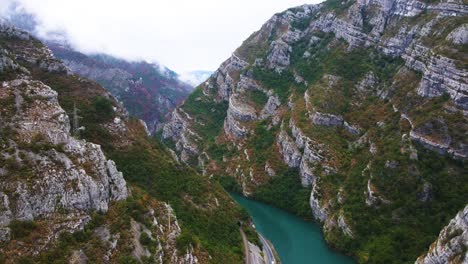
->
0, 21, 244, 263
49, 43, 193, 133
162, 0, 468, 263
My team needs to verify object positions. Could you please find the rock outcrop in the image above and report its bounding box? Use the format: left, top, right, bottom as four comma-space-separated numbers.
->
447, 24, 468, 45
416, 205, 468, 264
0, 18, 30, 40
417, 55, 468, 110
277, 129, 302, 168
162, 109, 200, 163
209, 54, 249, 101
261, 95, 281, 120
311, 112, 344, 127
228, 94, 258, 122
0, 79, 127, 242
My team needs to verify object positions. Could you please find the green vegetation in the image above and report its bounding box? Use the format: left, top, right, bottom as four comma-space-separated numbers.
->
243, 224, 262, 248
0, 70, 19, 84
109, 138, 243, 263
246, 89, 269, 107
253, 168, 312, 217
328, 139, 468, 263
3, 3, 467, 264
218, 175, 243, 193
183, 87, 229, 143
9, 220, 38, 241
291, 35, 403, 88
323, 0, 356, 13
247, 121, 277, 166
35, 195, 154, 263
206, 143, 235, 163
90, 96, 115, 122
189, 17, 464, 264
235, 34, 269, 64
252, 67, 295, 103
291, 15, 313, 31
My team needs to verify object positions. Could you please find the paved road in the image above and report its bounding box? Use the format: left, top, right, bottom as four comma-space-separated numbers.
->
240, 228, 252, 264
241, 228, 268, 264
241, 227, 278, 264
259, 234, 276, 264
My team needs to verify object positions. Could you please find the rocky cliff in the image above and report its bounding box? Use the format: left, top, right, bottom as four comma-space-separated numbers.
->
416, 205, 468, 264
0, 78, 128, 243
0, 20, 244, 263
162, 0, 468, 263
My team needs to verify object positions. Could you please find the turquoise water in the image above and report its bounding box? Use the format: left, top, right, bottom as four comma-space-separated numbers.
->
230, 193, 355, 264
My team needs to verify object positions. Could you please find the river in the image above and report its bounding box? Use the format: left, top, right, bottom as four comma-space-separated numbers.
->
230, 193, 355, 264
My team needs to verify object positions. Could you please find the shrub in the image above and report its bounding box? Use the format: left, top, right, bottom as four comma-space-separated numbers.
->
246, 89, 269, 107
252, 67, 295, 103
90, 96, 115, 122
248, 121, 276, 166
139, 232, 153, 247
218, 176, 242, 193
9, 220, 38, 240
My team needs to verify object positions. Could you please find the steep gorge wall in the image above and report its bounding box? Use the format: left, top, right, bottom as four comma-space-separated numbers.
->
162, 0, 468, 263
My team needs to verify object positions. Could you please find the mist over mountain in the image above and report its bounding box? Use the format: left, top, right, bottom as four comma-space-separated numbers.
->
179, 70, 214, 87
0, 0, 318, 73
3, 5, 195, 133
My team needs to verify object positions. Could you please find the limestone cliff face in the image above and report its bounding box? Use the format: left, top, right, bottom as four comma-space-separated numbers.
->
0, 22, 129, 246
165, 0, 467, 164
0, 79, 128, 243
162, 109, 200, 163
416, 205, 468, 264
162, 0, 467, 262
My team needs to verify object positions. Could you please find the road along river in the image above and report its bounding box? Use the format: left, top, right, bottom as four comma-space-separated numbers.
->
230, 193, 355, 264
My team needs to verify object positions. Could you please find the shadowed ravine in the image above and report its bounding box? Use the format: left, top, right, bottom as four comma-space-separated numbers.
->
231, 193, 355, 264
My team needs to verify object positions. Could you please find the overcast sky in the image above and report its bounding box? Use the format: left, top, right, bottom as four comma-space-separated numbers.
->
1, 0, 323, 73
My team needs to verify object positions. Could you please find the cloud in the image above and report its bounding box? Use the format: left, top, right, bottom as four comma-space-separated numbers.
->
0, 0, 323, 73
179, 70, 214, 87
